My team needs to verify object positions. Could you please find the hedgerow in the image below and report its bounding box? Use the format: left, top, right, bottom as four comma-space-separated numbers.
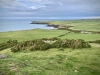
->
11, 38, 91, 52
52, 39, 91, 49
89, 40, 100, 44
11, 39, 51, 52
0, 38, 91, 52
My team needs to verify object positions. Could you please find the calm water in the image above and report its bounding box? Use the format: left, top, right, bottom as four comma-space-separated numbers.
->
0, 19, 54, 32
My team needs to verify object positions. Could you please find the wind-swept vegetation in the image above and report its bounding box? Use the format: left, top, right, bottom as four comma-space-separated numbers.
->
0, 19, 100, 75
10, 38, 91, 52
0, 40, 18, 51
48, 19, 100, 31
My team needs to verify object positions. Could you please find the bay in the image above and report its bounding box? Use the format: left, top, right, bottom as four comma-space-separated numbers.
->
0, 19, 54, 32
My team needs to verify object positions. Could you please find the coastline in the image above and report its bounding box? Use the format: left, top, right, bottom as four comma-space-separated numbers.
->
30, 21, 59, 29
0, 19, 55, 32
30, 21, 100, 34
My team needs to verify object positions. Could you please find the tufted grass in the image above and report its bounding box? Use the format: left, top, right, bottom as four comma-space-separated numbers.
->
0, 45, 100, 75
0, 19, 100, 75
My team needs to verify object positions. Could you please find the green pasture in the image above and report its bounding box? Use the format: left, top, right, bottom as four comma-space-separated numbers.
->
49, 19, 100, 31
0, 45, 100, 75
0, 29, 100, 43
60, 33, 100, 41
0, 19, 100, 75
0, 29, 68, 43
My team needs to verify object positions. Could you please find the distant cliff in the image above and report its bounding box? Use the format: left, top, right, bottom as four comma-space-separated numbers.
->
30, 21, 48, 24
30, 21, 59, 28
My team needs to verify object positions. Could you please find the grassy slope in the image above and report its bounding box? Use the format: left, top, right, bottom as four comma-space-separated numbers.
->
0, 45, 100, 75
0, 29, 68, 43
0, 29, 100, 43
49, 19, 100, 31
60, 33, 100, 41
0, 19, 100, 75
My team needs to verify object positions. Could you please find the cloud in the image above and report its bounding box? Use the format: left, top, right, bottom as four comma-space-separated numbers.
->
0, 0, 100, 18
28, 0, 43, 3
0, 0, 22, 7
29, 5, 46, 10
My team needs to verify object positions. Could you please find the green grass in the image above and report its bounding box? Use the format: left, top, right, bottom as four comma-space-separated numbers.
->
0, 19, 100, 75
49, 19, 100, 31
60, 33, 100, 41
0, 29, 100, 43
0, 45, 100, 75
0, 29, 68, 43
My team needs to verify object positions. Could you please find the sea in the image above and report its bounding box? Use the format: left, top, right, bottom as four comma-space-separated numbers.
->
0, 19, 56, 32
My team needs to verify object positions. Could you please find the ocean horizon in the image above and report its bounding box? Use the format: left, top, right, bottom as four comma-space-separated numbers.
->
0, 19, 56, 32
0, 18, 99, 32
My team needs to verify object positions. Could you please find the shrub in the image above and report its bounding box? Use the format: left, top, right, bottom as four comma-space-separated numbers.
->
30, 40, 50, 51
51, 39, 62, 48
90, 40, 100, 44
11, 38, 91, 52
0, 40, 18, 51
70, 39, 91, 49
11, 39, 51, 52
52, 39, 91, 49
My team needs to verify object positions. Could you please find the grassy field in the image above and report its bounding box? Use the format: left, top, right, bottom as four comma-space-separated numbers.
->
0, 45, 100, 75
0, 19, 100, 75
60, 33, 100, 41
0, 29, 100, 43
49, 19, 100, 31
0, 29, 68, 43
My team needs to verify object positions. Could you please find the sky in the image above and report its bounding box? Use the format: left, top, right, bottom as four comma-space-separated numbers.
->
0, 0, 100, 19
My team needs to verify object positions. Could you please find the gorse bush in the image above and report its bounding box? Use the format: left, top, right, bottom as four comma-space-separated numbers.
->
51, 39, 64, 48
70, 39, 91, 49
52, 39, 91, 49
11, 39, 51, 52
11, 38, 91, 52
30, 39, 51, 51
0, 38, 91, 52
95, 40, 100, 44
0, 39, 18, 51
89, 40, 100, 44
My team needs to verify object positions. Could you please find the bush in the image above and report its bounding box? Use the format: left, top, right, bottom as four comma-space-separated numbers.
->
11, 39, 51, 52
70, 39, 91, 49
51, 39, 62, 48
30, 40, 51, 51
90, 40, 100, 44
11, 38, 91, 52
52, 39, 91, 49
0, 40, 18, 51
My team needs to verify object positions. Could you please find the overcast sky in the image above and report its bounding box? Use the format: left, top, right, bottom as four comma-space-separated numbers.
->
0, 0, 100, 19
